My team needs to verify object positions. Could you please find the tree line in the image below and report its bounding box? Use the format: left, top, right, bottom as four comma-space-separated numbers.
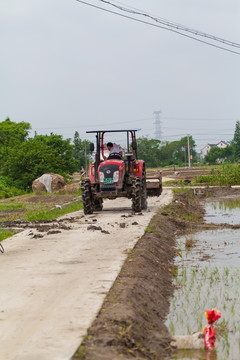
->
3, 117, 239, 191
136, 136, 197, 168
204, 121, 240, 164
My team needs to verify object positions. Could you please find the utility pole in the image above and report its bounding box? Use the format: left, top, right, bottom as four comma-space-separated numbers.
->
187, 135, 191, 168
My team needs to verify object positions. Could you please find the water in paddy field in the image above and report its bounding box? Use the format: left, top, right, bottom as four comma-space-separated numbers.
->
166, 197, 240, 360
204, 197, 240, 225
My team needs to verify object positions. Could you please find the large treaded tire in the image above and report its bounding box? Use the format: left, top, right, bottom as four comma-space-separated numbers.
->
81, 178, 93, 215
132, 177, 142, 213
93, 198, 103, 211
141, 168, 148, 210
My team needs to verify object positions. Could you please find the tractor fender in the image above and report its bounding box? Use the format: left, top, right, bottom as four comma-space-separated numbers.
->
134, 160, 145, 179
88, 163, 95, 183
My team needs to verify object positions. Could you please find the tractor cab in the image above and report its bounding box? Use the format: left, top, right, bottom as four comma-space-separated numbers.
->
87, 130, 141, 189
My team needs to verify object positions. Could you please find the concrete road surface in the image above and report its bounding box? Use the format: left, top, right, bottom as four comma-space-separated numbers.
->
0, 189, 172, 360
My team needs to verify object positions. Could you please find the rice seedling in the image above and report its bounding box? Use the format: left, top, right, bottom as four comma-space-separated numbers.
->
169, 321, 175, 334
166, 229, 240, 359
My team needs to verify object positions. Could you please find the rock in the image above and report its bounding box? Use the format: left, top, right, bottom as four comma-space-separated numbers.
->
32, 173, 66, 193
171, 332, 204, 350
47, 230, 62, 235
101, 230, 110, 234
32, 234, 44, 239
87, 225, 102, 231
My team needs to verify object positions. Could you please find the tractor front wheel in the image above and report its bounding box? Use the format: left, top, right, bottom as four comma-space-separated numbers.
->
132, 177, 142, 213
81, 178, 93, 215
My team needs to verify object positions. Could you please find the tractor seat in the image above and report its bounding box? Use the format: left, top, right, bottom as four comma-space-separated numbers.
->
107, 152, 123, 160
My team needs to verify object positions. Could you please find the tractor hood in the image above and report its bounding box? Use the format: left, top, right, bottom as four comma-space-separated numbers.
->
98, 160, 125, 190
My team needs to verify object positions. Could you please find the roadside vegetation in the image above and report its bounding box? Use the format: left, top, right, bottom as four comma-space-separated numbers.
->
0, 229, 15, 242
194, 163, 240, 186
0, 191, 82, 222
25, 200, 83, 221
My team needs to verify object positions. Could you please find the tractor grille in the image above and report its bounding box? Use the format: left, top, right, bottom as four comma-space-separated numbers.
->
101, 184, 116, 192
99, 164, 119, 178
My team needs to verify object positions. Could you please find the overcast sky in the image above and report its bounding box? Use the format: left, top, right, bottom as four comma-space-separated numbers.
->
1, 0, 239, 151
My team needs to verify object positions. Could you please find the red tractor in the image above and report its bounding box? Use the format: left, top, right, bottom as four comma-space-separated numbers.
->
80, 129, 162, 214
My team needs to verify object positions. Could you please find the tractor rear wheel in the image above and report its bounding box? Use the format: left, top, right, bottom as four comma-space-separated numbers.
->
141, 169, 148, 210
81, 178, 93, 215
132, 177, 142, 213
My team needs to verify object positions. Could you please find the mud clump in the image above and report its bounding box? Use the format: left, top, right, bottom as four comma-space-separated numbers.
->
87, 225, 102, 231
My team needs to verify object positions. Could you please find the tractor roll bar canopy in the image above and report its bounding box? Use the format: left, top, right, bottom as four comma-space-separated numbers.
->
86, 129, 140, 160
86, 129, 141, 133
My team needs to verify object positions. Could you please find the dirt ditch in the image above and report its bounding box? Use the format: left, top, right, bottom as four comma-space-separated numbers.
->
73, 186, 240, 360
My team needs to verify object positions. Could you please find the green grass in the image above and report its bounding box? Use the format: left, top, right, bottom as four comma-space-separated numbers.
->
0, 204, 23, 210
194, 163, 240, 186
0, 229, 15, 242
25, 201, 83, 221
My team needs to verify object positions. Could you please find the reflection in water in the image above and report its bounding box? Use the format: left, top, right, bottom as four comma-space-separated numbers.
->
204, 197, 240, 225
172, 349, 217, 360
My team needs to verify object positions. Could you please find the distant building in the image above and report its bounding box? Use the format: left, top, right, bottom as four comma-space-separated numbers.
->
200, 140, 231, 161
200, 143, 216, 161
216, 140, 231, 149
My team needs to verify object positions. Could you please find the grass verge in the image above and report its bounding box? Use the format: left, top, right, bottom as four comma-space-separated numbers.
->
0, 229, 15, 242
25, 201, 83, 221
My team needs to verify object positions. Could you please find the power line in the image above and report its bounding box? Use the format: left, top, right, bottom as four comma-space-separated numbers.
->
161, 117, 239, 121
75, 0, 240, 55
98, 0, 240, 49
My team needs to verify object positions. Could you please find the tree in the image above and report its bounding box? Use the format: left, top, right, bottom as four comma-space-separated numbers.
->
136, 137, 162, 167
158, 136, 197, 167
2, 134, 79, 189
0, 118, 31, 170
232, 120, 240, 161
136, 136, 197, 168
0, 117, 31, 145
72, 131, 92, 170
204, 146, 233, 164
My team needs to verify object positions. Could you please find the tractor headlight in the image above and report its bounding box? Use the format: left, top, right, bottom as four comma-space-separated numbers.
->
99, 172, 104, 183
113, 170, 119, 182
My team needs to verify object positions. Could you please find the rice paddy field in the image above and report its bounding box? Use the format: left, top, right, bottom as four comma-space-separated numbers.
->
166, 198, 240, 360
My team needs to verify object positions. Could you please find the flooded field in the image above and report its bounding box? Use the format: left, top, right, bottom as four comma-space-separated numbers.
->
204, 197, 240, 225
166, 196, 240, 360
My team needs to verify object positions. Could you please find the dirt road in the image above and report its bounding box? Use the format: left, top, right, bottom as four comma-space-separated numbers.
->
0, 190, 172, 360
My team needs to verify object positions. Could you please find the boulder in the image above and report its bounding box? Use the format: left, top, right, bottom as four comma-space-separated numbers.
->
32, 173, 66, 193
